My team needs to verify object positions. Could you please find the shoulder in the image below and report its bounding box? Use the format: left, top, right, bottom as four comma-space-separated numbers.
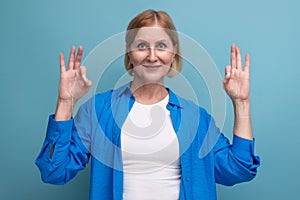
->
80, 83, 131, 112
94, 89, 113, 102
75, 90, 113, 118
169, 89, 210, 120
94, 82, 131, 102
78, 89, 112, 106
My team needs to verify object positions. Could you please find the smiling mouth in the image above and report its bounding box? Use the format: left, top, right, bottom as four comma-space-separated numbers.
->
142, 65, 162, 69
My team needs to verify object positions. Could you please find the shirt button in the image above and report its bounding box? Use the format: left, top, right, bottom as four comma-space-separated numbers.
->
185, 177, 190, 182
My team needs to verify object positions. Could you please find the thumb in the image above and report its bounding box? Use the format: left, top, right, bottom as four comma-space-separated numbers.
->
79, 66, 92, 87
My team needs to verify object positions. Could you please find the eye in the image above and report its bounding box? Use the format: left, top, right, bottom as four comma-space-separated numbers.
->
157, 42, 167, 49
137, 43, 147, 49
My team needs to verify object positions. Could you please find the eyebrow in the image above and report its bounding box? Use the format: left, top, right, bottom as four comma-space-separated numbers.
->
133, 39, 170, 44
133, 39, 148, 44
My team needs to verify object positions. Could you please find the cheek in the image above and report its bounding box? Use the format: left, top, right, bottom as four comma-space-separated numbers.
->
156, 51, 175, 64
130, 51, 148, 65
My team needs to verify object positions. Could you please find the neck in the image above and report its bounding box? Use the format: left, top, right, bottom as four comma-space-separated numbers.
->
130, 81, 168, 104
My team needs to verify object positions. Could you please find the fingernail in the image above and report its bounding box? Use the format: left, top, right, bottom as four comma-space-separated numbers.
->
82, 74, 87, 81
225, 73, 231, 79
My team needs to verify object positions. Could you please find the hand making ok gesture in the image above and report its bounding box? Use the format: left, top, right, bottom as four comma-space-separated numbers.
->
223, 44, 250, 103
55, 46, 92, 120
58, 46, 92, 106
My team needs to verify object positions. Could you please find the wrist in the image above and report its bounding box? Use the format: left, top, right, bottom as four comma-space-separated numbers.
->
57, 98, 74, 106
232, 98, 250, 106
233, 99, 251, 118
55, 99, 73, 121
232, 99, 253, 140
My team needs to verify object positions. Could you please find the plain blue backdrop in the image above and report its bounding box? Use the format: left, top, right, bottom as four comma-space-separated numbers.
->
1, 0, 299, 199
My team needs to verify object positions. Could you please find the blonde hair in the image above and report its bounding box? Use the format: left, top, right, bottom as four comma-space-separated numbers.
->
124, 9, 182, 77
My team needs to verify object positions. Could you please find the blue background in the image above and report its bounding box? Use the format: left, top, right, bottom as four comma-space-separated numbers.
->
1, 0, 299, 199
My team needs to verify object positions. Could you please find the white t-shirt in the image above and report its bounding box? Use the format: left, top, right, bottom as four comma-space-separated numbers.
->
121, 95, 181, 200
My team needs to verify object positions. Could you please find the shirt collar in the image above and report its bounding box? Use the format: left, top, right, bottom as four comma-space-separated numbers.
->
114, 82, 184, 109
113, 82, 133, 97
166, 88, 184, 109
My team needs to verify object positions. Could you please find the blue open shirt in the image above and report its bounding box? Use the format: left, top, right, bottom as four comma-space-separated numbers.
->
35, 82, 260, 200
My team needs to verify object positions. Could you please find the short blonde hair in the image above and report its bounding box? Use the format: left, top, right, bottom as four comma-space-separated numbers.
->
124, 9, 182, 77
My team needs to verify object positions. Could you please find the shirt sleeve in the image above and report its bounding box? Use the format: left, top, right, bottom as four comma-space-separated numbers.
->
213, 132, 260, 186
35, 112, 90, 185
195, 106, 261, 186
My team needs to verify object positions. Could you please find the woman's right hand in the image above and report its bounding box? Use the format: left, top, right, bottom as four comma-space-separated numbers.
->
55, 46, 92, 120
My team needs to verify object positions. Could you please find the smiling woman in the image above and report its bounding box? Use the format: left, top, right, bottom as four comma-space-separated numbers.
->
35, 9, 260, 200
128, 26, 177, 103
124, 10, 182, 78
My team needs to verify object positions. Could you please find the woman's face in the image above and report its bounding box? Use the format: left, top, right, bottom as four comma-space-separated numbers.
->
128, 25, 176, 84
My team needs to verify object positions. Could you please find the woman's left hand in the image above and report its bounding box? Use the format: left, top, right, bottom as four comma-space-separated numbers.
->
223, 44, 250, 103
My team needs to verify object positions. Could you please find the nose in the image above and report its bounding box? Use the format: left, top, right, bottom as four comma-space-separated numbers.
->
147, 47, 157, 62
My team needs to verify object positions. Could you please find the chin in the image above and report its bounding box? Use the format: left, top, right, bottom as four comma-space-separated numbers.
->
134, 73, 168, 85
142, 76, 165, 84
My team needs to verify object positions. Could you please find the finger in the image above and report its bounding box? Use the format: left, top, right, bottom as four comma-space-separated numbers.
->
59, 53, 66, 73
225, 65, 231, 79
236, 46, 242, 70
74, 46, 83, 69
223, 66, 231, 85
68, 46, 76, 70
86, 79, 92, 87
244, 53, 250, 75
80, 66, 89, 82
80, 66, 86, 78
231, 44, 236, 69
80, 67, 92, 87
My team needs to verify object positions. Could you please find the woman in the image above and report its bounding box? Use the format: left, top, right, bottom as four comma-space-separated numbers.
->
36, 9, 260, 200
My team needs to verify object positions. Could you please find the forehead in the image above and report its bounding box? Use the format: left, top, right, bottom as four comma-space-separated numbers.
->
133, 26, 172, 42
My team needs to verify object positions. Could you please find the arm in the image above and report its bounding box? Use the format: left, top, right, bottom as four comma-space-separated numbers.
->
35, 114, 90, 185
214, 132, 260, 186
54, 46, 91, 157
35, 46, 92, 184
213, 44, 260, 185
55, 46, 92, 121
223, 44, 253, 140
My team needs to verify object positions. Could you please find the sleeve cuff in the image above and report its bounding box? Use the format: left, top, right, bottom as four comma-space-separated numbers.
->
231, 135, 256, 162
46, 114, 74, 143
